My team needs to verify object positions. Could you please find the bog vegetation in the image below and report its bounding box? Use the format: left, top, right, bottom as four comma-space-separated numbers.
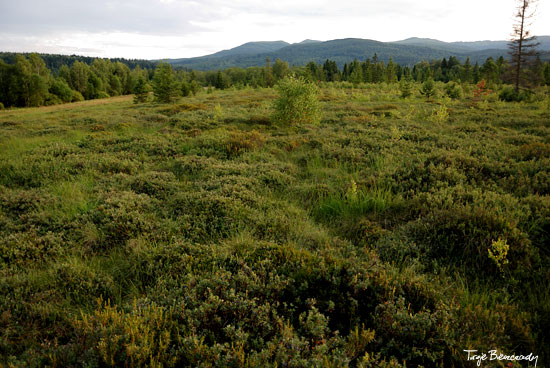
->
1, 64, 549, 365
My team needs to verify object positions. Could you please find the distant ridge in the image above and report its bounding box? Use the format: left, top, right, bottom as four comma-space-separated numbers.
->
166, 36, 550, 70
298, 39, 322, 44
200, 41, 290, 59
391, 37, 474, 53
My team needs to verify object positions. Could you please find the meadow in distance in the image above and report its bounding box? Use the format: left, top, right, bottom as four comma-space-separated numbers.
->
1, 16, 550, 367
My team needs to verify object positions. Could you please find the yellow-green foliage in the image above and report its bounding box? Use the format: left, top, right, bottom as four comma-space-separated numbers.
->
73, 299, 176, 367
488, 237, 510, 270
429, 105, 449, 123
272, 75, 321, 125
213, 102, 223, 121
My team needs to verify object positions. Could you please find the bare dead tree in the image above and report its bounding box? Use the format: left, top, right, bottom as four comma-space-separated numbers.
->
508, 0, 540, 92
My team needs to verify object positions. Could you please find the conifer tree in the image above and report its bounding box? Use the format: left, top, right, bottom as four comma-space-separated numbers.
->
362, 59, 373, 83
544, 63, 550, 85
482, 58, 499, 86
214, 70, 228, 89
472, 63, 481, 83
133, 76, 149, 103
508, 0, 539, 92
420, 78, 436, 101
152, 62, 178, 103
342, 63, 349, 79
265, 57, 274, 87
462, 58, 473, 83
349, 59, 363, 85
386, 57, 397, 83
400, 77, 413, 98
322, 60, 339, 82
181, 79, 191, 97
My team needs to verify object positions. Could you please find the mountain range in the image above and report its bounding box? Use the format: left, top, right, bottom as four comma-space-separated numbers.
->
166, 36, 550, 70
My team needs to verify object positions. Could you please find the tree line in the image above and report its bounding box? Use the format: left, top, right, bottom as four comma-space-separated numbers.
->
0, 54, 153, 108
186, 54, 550, 91
2, 52, 549, 108
0, 52, 156, 73
301, 54, 550, 86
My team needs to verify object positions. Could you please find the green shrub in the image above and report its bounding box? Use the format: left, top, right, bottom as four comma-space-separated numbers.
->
445, 82, 462, 99
515, 142, 550, 160
129, 171, 178, 198
0, 231, 63, 268
272, 75, 321, 126
419, 79, 437, 100
399, 79, 413, 98
159, 103, 207, 116
225, 130, 266, 157
72, 299, 178, 367
374, 296, 458, 366
97, 91, 110, 99
405, 206, 531, 277
44, 94, 63, 106
49, 77, 74, 102
53, 259, 116, 305
71, 90, 85, 102
85, 191, 157, 250
499, 86, 533, 102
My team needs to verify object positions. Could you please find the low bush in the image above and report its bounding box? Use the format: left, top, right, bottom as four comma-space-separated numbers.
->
272, 75, 321, 126
515, 142, 550, 160
225, 130, 266, 157
445, 82, 462, 99
499, 86, 533, 102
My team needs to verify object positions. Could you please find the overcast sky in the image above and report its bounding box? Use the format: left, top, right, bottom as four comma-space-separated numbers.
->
1, 0, 549, 60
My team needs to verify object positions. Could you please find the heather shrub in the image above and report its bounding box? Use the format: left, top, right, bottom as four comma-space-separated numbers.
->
85, 191, 157, 251
225, 129, 266, 157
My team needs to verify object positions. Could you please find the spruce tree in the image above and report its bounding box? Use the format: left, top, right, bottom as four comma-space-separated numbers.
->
181, 79, 191, 97
399, 78, 413, 98
386, 57, 397, 83
462, 58, 473, 83
323, 60, 339, 82
265, 58, 274, 87
152, 62, 178, 103
214, 70, 228, 90
420, 78, 437, 101
508, 0, 540, 92
472, 63, 481, 83
349, 59, 363, 85
133, 76, 149, 103
544, 63, 550, 85
363, 59, 373, 83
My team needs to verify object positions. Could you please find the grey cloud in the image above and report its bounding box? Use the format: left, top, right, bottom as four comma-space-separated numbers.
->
0, 0, 216, 36
0, 0, 452, 37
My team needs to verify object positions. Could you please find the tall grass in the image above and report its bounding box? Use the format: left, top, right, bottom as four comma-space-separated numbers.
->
314, 183, 397, 221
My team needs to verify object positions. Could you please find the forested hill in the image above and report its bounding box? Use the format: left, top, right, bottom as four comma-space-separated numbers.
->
0, 52, 157, 72
2, 36, 549, 72
166, 36, 550, 70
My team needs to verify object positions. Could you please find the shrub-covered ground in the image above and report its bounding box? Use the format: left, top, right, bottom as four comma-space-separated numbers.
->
1, 83, 549, 367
